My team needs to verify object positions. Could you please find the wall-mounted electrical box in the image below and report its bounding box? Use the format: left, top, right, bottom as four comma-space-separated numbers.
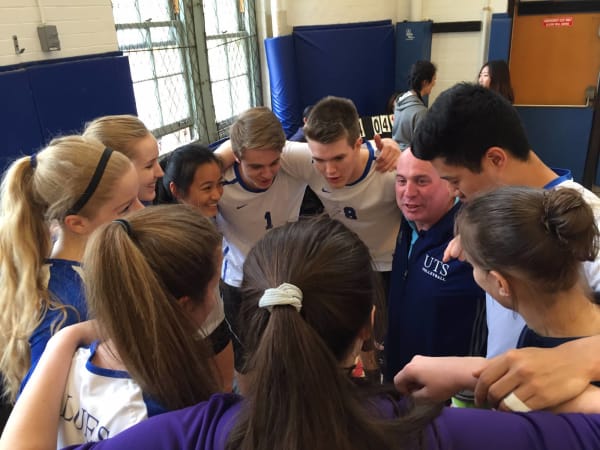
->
37, 25, 61, 52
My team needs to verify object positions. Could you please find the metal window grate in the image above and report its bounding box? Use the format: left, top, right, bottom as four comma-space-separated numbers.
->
111, 0, 261, 151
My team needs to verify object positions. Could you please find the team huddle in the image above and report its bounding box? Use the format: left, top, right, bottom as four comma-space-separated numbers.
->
2, 84, 600, 450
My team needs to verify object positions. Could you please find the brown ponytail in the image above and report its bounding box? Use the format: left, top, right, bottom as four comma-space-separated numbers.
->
458, 186, 598, 293
83, 204, 221, 409
227, 216, 438, 450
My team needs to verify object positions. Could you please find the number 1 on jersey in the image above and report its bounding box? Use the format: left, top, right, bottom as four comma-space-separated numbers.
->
264, 211, 273, 229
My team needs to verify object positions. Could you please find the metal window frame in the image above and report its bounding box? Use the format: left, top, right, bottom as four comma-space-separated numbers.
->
113, 0, 261, 144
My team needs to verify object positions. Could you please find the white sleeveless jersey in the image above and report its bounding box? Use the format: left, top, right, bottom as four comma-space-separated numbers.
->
280, 141, 399, 271
57, 342, 165, 448
216, 150, 308, 286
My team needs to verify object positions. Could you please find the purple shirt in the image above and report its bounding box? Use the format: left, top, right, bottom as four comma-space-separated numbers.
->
64, 393, 600, 450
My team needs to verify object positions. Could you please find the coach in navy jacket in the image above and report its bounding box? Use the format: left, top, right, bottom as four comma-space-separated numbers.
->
385, 149, 486, 381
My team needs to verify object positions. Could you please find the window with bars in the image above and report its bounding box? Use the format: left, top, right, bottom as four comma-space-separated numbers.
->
111, 0, 261, 151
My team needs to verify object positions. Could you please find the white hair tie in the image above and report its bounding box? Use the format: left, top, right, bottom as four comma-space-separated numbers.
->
258, 283, 303, 312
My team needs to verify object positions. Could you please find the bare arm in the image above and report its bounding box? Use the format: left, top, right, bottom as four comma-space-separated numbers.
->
443, 235, 466, 263
214, 140, 236, 170
474, 336, 600, 410
393, 355, 486, 402
550, 385, 600, 414
0, 321, 97, 450
372, 134, 400, 173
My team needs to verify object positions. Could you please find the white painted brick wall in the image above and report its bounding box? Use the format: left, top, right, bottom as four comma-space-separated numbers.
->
424, 0, 509, 103
0, 0, 118, 68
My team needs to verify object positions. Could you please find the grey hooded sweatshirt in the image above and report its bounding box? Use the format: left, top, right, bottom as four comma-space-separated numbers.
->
391, 91, 426, 150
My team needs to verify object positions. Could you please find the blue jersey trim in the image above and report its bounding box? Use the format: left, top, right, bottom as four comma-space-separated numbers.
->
544, 168, 573, 189
85, 341, 131, 379
44, 258, 82, 267
233, 163, 271, 193
143, 392, 168, 417
347, 141, 375, 187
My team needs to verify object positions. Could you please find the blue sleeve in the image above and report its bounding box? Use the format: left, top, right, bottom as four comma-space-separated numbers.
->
428, 407, 600, 450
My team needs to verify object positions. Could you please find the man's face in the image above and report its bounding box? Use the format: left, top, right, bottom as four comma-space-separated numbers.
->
395, 149, 454, 231
307, 136, 362, 189
431, 157, 498, 202
238, 148, 281, 190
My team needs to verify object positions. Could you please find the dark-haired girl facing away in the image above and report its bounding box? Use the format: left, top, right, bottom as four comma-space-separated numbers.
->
156, 144, 233, 392
392, 60, 436, 149
395, 186, 600, 413
459, 186, 600, 350
4, 216, 600, 450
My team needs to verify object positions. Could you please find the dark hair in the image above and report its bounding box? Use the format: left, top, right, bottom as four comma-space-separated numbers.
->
480, 60, 515, 103
227, 216, 439, 450
386, 92, 400, 115
302, 105, 313, 119
412, 83, 530, 172
457, 186, 599, 294
304, 96, 361, 147
409, 61, 436, 101
155, 144, 221, 204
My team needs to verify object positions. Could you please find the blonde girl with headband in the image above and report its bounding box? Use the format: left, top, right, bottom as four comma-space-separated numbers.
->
83, 115, 164, 203
5, 216, 600, 450
1, 205, 222, 448
0, 136, 142, 402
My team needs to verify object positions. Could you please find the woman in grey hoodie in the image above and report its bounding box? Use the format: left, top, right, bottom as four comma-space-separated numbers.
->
392, 61, 436, 149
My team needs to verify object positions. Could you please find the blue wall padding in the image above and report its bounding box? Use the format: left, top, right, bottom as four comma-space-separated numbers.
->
264, 35, 302, 137
27, 55, 137, 141
394, 21, 432, 93
0, 69, 44, 169
0, 53, 137, 168
488, 14, 512, 62
516, 106, 593, 183
292, 21, 395, 117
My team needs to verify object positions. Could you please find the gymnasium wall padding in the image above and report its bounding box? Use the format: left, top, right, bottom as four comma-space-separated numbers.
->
488, 14, 512, 61
0, 69, 44, 170
0, 53, 137, 169
264, 35, 302, 137
27, 55, 137, 141
292, 20, 395, 117
516, 106, 594, 183
394, 21, 432, 93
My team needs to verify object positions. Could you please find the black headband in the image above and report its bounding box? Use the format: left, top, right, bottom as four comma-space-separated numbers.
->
113, 218, 133, 236
66, 148, 113, 216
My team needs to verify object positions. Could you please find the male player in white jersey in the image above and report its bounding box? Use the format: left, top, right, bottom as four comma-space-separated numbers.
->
282, 96, 400, 289
216, 108, 309, 378
216, 105, 399, 381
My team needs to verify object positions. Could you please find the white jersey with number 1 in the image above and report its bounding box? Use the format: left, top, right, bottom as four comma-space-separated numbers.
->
216, 144, 309, 287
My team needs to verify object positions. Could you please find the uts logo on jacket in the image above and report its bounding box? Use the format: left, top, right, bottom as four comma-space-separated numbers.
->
422, 254, 449, 281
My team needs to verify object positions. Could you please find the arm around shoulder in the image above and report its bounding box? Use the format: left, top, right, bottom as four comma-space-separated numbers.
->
0, 321, 97, 450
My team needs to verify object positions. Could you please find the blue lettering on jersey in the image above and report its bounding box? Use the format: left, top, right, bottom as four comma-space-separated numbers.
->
343, 207, 357, 220
61, 394, 111, 440
264, 211, 273, 229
